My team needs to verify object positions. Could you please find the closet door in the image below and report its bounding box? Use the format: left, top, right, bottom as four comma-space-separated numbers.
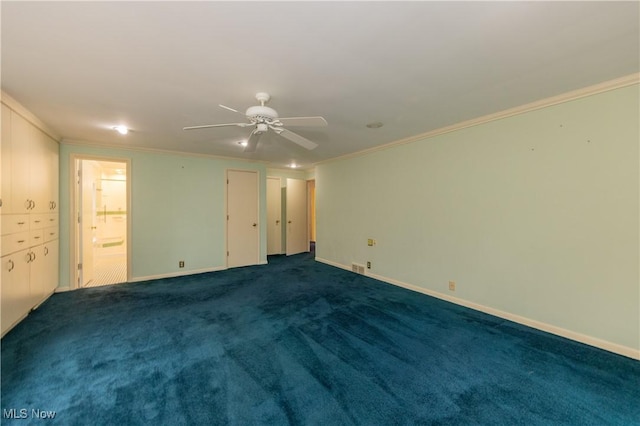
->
29, 126, 49, 213
286, 178, 308, 256
1, 250, 31, 335
44, 131, 59, 212
266, 177, 282, 255
227, 170, 259, 268
1, 104, 12, 213
43, 241, 59, 295
9, 112, 31, 214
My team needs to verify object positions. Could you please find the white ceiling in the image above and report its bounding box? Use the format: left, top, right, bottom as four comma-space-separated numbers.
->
2, 1, 638, 169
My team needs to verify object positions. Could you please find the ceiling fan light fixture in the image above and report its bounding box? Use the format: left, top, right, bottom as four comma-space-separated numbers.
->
183, 92, 326, 153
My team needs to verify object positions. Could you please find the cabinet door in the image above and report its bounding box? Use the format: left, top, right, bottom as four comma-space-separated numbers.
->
1, 251, 31, 336
45, 134, 59, 212
10, 112, 32, 214
1, 104, 12, 213
30, 126, 49, 213
30, 245, 46, 306
43, 241, 59, 295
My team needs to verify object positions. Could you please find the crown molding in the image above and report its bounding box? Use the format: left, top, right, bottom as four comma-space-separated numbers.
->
1, 90, 62, 142
315, 73, 640, 166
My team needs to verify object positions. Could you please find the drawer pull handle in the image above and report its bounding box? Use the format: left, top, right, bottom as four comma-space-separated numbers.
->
7, 260, 14, 272
17, 222, 26, 225
17, 240, 26, 243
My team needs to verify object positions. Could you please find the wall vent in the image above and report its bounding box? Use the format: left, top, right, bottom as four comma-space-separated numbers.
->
351, 263, 366, 275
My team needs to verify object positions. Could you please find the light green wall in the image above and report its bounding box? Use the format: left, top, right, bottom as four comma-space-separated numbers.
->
316, 85, 639, 352
59, 145, 267, 288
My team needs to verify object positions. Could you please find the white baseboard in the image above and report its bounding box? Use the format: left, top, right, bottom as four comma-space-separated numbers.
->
129, 266, 227, 283
314, 257, 639, 361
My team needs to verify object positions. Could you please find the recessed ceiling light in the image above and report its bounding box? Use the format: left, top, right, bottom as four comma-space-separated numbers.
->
366, 121, 384, 129
238, 140, 248, 147
289, 163, 298, 169
113, 125, 129, 135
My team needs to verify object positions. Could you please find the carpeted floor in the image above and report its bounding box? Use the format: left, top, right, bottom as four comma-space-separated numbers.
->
2, 252, 639, 425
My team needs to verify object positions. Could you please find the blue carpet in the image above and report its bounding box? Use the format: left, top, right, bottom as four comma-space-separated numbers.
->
2, 252, 639, 425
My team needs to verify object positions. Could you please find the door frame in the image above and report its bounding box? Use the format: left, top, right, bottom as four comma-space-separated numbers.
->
225, 168, 261, 268
69, 154, 131, 289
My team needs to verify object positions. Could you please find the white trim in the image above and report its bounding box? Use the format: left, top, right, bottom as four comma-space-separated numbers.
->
315, 256, 351, 271
314, 73, 640, 166
314, 257, 640, 361
128, 266, 227, 283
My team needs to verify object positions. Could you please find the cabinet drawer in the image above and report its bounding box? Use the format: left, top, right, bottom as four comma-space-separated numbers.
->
45, 214, 58, 229
2, 214, 30, 235
2, 231, 30, 255
30, 229, 44, 246
44, 227, 58, 242
31, 214, 49, 230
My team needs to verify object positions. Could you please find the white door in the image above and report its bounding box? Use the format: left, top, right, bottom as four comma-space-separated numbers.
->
266, 177, 282, 255
227, 170, 259, 268
286, 178, 308, 256
78, 160, 96, 286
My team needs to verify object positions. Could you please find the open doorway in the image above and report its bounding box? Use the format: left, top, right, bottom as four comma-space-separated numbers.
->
73, 157, 129, 288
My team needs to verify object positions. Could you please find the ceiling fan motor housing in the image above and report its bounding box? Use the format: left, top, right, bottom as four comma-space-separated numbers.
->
246, 105, 278, 123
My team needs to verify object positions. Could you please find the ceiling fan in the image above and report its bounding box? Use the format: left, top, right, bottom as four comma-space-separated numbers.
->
183, 92, 327, 152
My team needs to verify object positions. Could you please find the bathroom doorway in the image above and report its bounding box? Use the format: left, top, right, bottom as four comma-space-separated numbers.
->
74, 157, 129, 288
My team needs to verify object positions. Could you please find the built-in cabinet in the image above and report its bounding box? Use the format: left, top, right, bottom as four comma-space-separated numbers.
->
1, 102, 59, 336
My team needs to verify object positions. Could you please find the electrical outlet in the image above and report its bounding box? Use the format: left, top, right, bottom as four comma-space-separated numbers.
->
367, 239, 375, 246
179, 261, 185, 268
448, 281, 456, 291
367, 261, 371, 269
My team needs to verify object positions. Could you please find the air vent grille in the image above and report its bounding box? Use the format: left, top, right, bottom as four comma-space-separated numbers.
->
351, 263, 365, 275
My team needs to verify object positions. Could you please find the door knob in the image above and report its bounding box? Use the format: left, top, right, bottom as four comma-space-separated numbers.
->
276, 220, 280, 224
288, 220, 292, 224
252, 223, 257, 227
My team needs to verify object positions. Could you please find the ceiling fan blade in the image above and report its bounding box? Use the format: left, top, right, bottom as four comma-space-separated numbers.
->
219, 104, 239, 113
277, 116, 328, 127
218, 104, 246, 116
183, 122, 251, 130
278, 128, 318, 150
244, 130, 261, 153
